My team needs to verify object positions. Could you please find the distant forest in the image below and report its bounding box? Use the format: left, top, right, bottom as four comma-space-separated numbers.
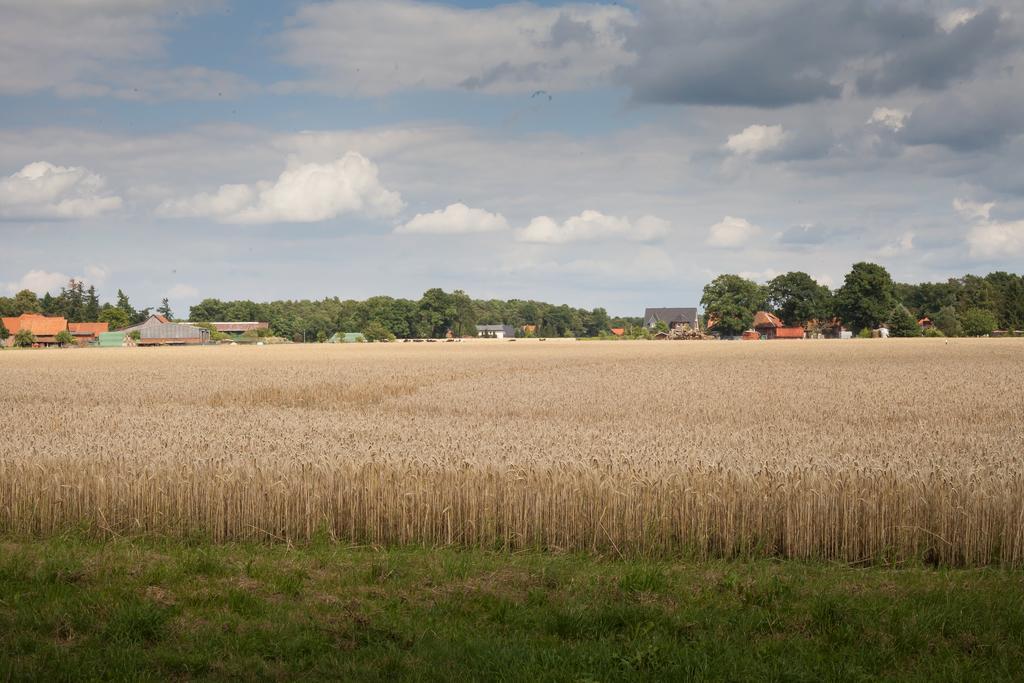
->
2, 265, 1023, 340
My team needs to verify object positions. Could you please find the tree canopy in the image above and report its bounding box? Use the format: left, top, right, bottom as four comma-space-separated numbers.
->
835, 262, 896, 333
765, 272, 832, 326
701, 274, 765, 336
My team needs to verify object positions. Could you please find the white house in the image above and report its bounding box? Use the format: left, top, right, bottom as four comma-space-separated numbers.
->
476, 324, 515, 339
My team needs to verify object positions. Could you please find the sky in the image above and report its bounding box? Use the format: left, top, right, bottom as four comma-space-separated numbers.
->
1, 0, 1024, 317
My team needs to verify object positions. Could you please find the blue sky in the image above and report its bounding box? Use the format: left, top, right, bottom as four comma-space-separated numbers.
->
2, 0, 1023, 316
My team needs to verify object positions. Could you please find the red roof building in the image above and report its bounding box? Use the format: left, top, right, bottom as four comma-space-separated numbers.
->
68, 322, 110, 344
610, 327, 625, 336
1, 314, 69, 346
752, 311, 805, 340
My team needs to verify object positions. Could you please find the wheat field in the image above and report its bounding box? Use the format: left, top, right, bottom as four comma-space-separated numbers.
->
2, 339, 1023, 566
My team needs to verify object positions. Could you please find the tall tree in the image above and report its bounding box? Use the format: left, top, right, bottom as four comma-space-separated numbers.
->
157, 298, 174, 320
0, 319, 8, 344
835, 262, 896, 332
12, 289, 39, 315
701, 274, 765, 336
933, 306, 962, 337
765, 272, 832, 326
85, 286, 100, 321
417, 288, 455, 338
116, 289, 136, 321
887, 305, 921, 337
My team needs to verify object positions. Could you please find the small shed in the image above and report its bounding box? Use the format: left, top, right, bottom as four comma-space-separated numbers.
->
97, 331, 128, 347
139, 323, 210, 345
328, 332, 366, 343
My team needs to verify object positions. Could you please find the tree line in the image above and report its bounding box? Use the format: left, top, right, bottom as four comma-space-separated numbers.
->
188, 289, 635, 341
0, 281, 175, 332
701, 263, 1024, 337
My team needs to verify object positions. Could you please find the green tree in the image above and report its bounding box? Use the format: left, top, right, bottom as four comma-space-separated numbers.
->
584, 307, 610, 337
766, 272, 833, 326
115, 289, 136, 321
85, 285, 100, 321
41, 292, 59, 316
835, 262, 896, 333
14, 329, 35, 347
13, 289, 40, 315
315, 329, 327, 343
98, 307, 131, 331
55, 329, 75, 347
961, 308, 998, 337
701, 274, 765, 336
417, 288, 455, 338
157, 298, 173, 321
933, 306, 962, 337
450, 289, 477, 337
887, 305, 920, 337
363, 321, 395, 342
0, 319, 8, 345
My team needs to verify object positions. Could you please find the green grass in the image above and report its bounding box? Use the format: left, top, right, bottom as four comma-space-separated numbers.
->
2, 536, 1023, 681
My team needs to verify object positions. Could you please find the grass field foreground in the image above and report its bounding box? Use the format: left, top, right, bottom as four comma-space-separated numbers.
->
2, 536, 1024, 681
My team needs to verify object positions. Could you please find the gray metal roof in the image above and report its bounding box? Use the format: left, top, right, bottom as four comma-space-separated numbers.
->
643, 308, 698, 326
476, 324, 513, 331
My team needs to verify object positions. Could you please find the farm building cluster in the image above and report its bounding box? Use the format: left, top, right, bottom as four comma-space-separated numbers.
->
1, 312, 274, 348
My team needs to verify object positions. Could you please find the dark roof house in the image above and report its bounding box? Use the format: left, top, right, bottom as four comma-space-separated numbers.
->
643, 308, 698, 330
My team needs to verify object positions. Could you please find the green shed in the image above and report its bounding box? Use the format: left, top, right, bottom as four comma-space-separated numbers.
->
328, 332, 366, 343
97, 331, 127, 347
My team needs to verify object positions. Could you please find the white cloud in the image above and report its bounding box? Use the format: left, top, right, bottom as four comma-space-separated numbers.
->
940, 8, 978, 33
0, 161, 122, 219
738, 268, 782, 283
878, 231, 915, 257
867, 107, 908, 131
957, 199, 1024, 258
706, 216, 759, 248
725, 125, 786, 156
277, 0, 634, 96
157, 153, 403, 224
967, 220, 1024, 258
953, 197, 994, 221
516, 210, 669, 244
396, 202, 509, 235
4, 264, 113, 294
167, 284, 199, 299
4, 269, 70, 295
84, 265, 110, 285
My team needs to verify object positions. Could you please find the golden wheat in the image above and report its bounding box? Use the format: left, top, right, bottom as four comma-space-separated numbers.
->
2, 339, 1023, 565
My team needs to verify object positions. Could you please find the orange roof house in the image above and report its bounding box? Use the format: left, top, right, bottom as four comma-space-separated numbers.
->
610, 327, 625, 336
1, 314, 69, 346
752, 311, 805, 340
68, 322, 110, 344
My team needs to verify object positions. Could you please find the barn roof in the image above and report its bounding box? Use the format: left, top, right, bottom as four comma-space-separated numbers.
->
643, 308, 698, 325
69, 322, 109, 335
2, 314, 68, 337
753, 311, 784, 328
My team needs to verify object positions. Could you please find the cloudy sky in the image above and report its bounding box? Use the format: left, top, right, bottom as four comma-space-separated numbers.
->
2, 0, 1023, 316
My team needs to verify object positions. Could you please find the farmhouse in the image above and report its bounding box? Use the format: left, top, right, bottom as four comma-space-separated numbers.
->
643, 308, 699, 331
1, 313, 68, 347
68, 322, 109, 345
753, 312, 805, 339
476, 324, 515, 339
138, 323, 210, 346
